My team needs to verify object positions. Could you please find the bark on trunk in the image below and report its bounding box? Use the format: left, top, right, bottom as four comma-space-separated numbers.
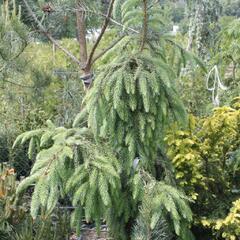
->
76, 0, 94, 88
76, 0, 88, 66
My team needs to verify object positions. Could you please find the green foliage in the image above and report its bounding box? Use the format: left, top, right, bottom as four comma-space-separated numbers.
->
13, 119, 123, 235
0, 0, 28, 79
13, 210, 72, 240
10, 1, 204, 239
166, 98, 240, 238
0, 0, 63, 178
133, 211, 173, 240
216, 18, 240, 66
214, 19, 240, 102
201, 198, 240, 240
132, 173, 193, 240
165, 124, 207, 200
120, 0, 168, 35
0, 35, 86, 175
22, 40, 85, 125
229, 148, 240, 174
0, 161, 72, 240
66, 152, 121, 227
221, 0, 240, 17
12, 118, 142, 239
177, 67, 211, 116
13, 121, 76, 215
86, 50, 186, 171
186, 0, 221, 57
213, 198, 240, 240
0, 107, 50, 177
13, 115, 195, 239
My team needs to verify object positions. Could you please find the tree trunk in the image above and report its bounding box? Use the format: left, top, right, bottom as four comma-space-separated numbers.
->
76, 0, 88, 66
76, 0, 94, 88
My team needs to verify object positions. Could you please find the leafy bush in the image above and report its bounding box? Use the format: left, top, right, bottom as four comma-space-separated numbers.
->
166, 97, 240, 238
213, 199, 240, 240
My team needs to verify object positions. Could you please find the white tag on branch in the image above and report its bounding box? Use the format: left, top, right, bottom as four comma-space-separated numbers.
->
133, 157, 140, 170
206, 65, 228, 107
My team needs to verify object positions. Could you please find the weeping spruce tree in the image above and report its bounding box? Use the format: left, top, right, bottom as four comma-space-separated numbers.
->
14, 0, 197, 239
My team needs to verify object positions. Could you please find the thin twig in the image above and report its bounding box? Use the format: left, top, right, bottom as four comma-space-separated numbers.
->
85, 0, 116, 70
110, 17, 139, 34
70, 7, 139, 34
92, 35, 125, 64
3, 79, 33, 88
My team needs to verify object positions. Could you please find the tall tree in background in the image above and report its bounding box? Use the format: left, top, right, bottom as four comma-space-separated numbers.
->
0, 0, 28, 86
186, 0, 222, 58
